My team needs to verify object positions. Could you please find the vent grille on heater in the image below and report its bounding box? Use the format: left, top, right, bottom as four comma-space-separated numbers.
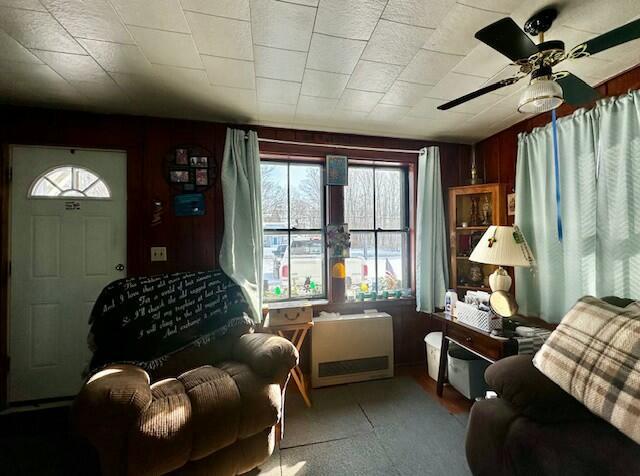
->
318, 356, 389, 378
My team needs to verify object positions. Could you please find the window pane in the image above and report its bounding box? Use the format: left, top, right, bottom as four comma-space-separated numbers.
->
289, 233, 324, 299
345, 167, 374, 229
75, 167, 99, 191
290, 164, 322, 229
375, 168, 405, 229
31, 178, 60, 197
47, 166, 72, 190
376, 232, 408, 292
347, 232, 374, 297
84, 180, 110, 198
263, 232, 289, 301
261, 163, 288, 229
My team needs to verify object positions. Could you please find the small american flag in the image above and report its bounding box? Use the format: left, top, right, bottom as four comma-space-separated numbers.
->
385, 258, 396, 279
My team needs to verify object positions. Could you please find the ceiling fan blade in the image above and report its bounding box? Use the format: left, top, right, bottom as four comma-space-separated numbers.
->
555, 72, 600, 105
437, 77, 522, 110
569, 18, 640, 58
475, 18, 539, 62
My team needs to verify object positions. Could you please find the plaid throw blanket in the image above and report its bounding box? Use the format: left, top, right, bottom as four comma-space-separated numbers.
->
533, 296, 640, 444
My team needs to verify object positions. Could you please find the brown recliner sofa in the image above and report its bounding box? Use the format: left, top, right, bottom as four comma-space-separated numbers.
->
466, 354, 640, 476
73, 331, 298, 476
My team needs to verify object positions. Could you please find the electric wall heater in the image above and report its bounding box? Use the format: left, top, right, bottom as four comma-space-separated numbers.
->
311, 312, 394, 388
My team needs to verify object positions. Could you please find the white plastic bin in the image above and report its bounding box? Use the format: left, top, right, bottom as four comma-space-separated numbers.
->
447, 347, 490, 399
424, 332, 443, 381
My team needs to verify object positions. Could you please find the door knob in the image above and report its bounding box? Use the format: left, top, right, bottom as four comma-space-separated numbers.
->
115, 264, 125, 271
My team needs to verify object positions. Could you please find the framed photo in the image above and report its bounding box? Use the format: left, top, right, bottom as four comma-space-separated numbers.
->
175, 148, 188, 165
326, 155, 348, 186
507, 193, 516, 216
169, 170, 190, 183
190, 156, 208, 168
195, 168, 208, 186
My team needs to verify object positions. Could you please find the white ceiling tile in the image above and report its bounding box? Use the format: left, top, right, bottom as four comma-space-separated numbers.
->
562, 57, 621, 85
256, 77, 300, 105
40, 0, 133, 44
555, 0, 640, 34
77, 38, 152, 74
0, 29, 42, 63
69, 77, 131, 111
297, 95, 338, 117
301, 69, 349, 98
362, 20, 433, 66
450, 92, 503, 115
258, 101, 296, 122
347, 61, 403, 93
380, 81, 432, 106
425, 4, 503, 56
152, 64, 210, 90
254, 46, 306, 82
484, 64, 524, 96
185, 12, 253, 60
110, 0, 189, 33
314, 0, 385, 41
0, 7, 84, 54
382, 0, 454, 29
453, 44, 511, 78
426, 71, 487, 101
250, 0, 315, 52
282, 0, 318, 6
337, 89, 383, 113
201, 55, 255, 89
0, 0, 46, 10
181, 0, 249, 20
306, 34, 366, 74
457, 0, 522, 14
128, 26, 202, 69
31, 50, 109, 82
399, 49, 463, 85
368, 103, 410, 121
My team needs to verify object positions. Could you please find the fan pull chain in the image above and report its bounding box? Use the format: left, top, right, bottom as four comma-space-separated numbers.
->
552, 109, 563, 242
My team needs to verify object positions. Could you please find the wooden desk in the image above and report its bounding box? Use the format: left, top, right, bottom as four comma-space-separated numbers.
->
263, 320, 313, 407
430, 312, 518, 397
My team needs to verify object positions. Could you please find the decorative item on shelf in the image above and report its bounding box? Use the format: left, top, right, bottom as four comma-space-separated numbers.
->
165, 145, 216, 193
481, 195, 492, 225
469, 196, 481, 226
507, 192, 516, 216
468, 262, 484, 285
326, 223, 351, 258
326, 155, 348, 186
469, 153, 483, 185
469, 225, 535, 293
151, 200, 163, 227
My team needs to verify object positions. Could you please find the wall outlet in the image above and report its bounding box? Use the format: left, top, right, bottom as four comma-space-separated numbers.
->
150, 246, 167, 262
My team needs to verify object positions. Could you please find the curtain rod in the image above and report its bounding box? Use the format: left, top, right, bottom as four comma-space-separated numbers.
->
256, 137, 422, 154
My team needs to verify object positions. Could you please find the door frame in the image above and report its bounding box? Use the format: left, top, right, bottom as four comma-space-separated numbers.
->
0, 143, 138, 407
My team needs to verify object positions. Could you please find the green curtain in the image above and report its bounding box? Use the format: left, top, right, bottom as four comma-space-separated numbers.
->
219, 128, 264, 323
416, 146, 449, 312
515, 90, 640, 322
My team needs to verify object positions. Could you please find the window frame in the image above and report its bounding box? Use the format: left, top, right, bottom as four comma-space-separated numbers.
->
28, 165, 112, 200
261, 160, 327, 303
346, 164, 411, 294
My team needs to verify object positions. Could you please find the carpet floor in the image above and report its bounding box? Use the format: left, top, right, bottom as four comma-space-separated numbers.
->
0, 376, 471, 475
252, 376, 471, 476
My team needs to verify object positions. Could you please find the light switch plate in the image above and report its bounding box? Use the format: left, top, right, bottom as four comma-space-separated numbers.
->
150, 246, 167, 262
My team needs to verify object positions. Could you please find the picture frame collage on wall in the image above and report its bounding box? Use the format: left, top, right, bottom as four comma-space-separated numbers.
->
166, 145, 216, 193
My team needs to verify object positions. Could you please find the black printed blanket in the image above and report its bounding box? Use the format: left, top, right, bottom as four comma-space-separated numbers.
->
88, 269, 254, 372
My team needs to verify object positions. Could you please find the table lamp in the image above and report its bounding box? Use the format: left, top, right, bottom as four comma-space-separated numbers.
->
468, 225, 533, 292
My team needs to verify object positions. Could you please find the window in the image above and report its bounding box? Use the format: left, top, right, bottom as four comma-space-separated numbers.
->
262, 162, 324, 301
344, 166, 409, 297
30, 166, 111, 198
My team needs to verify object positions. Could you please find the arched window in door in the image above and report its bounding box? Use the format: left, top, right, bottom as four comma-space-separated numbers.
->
29, 166, 111, 198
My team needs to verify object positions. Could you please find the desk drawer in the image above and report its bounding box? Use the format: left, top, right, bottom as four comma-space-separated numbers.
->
447, 324, 502, 361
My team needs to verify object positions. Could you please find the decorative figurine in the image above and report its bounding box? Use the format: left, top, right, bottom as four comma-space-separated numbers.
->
469, 197, 481, 226
481, 195, 492, 225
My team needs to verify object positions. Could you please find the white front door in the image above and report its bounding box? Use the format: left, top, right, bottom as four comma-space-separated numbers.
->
9, 146, 126, 402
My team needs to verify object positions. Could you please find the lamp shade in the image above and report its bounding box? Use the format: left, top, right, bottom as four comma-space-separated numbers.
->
469, 226, 531, 267
518, 78, 563, 114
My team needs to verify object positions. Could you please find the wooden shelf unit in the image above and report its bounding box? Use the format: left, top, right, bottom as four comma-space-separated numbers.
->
448, 183, 506, 296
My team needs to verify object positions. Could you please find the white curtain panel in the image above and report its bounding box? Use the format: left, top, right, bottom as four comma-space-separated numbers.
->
416, 146, 449, 313
219, 128, 264, 323
516, 90, 640, 322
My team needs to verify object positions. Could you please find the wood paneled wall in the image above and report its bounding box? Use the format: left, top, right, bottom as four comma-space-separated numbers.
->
0, 106, 472, 402
476, 65, 640, 202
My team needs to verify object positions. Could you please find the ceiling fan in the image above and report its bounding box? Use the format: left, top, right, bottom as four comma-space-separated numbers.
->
438, 8, 640, 113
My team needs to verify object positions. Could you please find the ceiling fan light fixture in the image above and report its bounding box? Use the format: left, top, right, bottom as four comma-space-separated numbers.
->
518, 77, 564, 114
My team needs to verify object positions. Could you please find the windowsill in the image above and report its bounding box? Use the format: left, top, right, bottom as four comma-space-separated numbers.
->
265, 296, 416, 311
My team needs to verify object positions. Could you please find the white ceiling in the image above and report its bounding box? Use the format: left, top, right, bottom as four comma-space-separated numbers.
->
1, 0, 640, 143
